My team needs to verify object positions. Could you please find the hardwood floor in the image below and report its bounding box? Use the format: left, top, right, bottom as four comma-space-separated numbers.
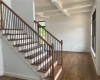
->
0, 52, 100, 80
58, 52, 99, 80
0, 75, 24, 80
98, 76, 100, 80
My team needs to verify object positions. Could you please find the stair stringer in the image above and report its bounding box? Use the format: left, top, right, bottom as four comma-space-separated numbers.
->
0, 32, 44, 80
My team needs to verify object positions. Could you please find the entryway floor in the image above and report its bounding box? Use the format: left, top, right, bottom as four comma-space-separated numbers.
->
0, 52, 100, 80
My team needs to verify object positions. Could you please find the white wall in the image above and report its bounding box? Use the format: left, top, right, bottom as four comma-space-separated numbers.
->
0, 38, 3, 75
37, 12, 91, 52
0, 0, 11, 76
90, 0, 97, 74
33, 0, 35, 20
11, 0, 35, 28
96, 0, 100, 75
3, 0, 11, 7
1, 38, 39, 79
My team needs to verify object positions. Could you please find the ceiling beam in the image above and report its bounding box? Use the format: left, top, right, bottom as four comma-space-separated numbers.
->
70, 10, 91, 14
49, 14, 64, 17
36, 13, 49, 18
35, 0, 94, 18
62, 1, 94, 9
52, 0, 69, 16
43, 10, 62, 16
68, 6, 92, 14
36, 6, 59, 13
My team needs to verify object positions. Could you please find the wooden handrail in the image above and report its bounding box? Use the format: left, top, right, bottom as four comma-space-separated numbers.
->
34, 20, 61, 43
1, 1, 51, 47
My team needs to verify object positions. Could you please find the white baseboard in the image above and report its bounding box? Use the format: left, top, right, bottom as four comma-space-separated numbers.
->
0, 72, 4, 76
4, 72, 40, 80
90, 47, 96, 57
63, 51, 90, 53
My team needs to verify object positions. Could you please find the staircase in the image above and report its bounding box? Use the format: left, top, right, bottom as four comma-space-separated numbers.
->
0, 1, 63, 80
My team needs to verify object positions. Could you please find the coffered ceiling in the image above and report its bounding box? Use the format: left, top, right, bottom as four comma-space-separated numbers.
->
34, 0, 95, 18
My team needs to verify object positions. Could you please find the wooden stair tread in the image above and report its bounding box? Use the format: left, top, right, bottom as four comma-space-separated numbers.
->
31, 54, 51, 66
3, 33, 27, 35
8, 37, 31, 41
54, 65, 61, 77
25, 50, 43, 59
13, 42, 37, 47
19, 46, 40, 53
38, 60, 56, 73
45, 65, 61, 79
3, 28, 22, 30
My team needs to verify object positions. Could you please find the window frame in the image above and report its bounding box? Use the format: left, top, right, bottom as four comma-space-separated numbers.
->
38, 21, 46, 27
92, 9, 96, 53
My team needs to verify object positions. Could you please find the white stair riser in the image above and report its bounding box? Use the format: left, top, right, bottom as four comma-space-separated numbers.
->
8, 35, 29, 39
45, 61, 57, 77
19, 43, 38, 50
25, 47, 43, 57
37, 56, 52, 70
37, 56, 51, 70
32, 56, 52, 65
55, 68, 62, 80
32, 51, 47, 63
39, 61, 58, 79
14, 39, 32, 45
3, 30, 25, 34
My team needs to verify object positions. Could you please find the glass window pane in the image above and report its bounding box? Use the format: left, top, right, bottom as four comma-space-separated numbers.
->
39, 21, 45, 26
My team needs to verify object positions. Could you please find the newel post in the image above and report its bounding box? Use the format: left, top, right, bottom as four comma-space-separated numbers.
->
61, 40, 63, 66
51, 43, 54, 79
0, 0, 3, 30
0, 0, 2, 3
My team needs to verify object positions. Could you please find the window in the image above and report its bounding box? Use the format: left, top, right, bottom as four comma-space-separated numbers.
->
92, 9, 96, 53
38, 21, 46, 44
38, 21, 46, 27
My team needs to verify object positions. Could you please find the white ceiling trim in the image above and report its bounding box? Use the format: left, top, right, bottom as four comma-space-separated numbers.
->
66, 5, 93, 10
43, 10, 62, 16
68, 6, 92, 14
35, 0, 95, 18
36, 6, 59, 13
70, 10, 91, 14
52, 0, 69, 16
62, 1, 94, 9
36, 13, 49, 18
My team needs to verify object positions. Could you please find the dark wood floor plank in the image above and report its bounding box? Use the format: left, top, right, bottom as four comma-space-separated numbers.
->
98, 76, 100, 80
0, 75, 25, 80
57, 52, 99, 80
